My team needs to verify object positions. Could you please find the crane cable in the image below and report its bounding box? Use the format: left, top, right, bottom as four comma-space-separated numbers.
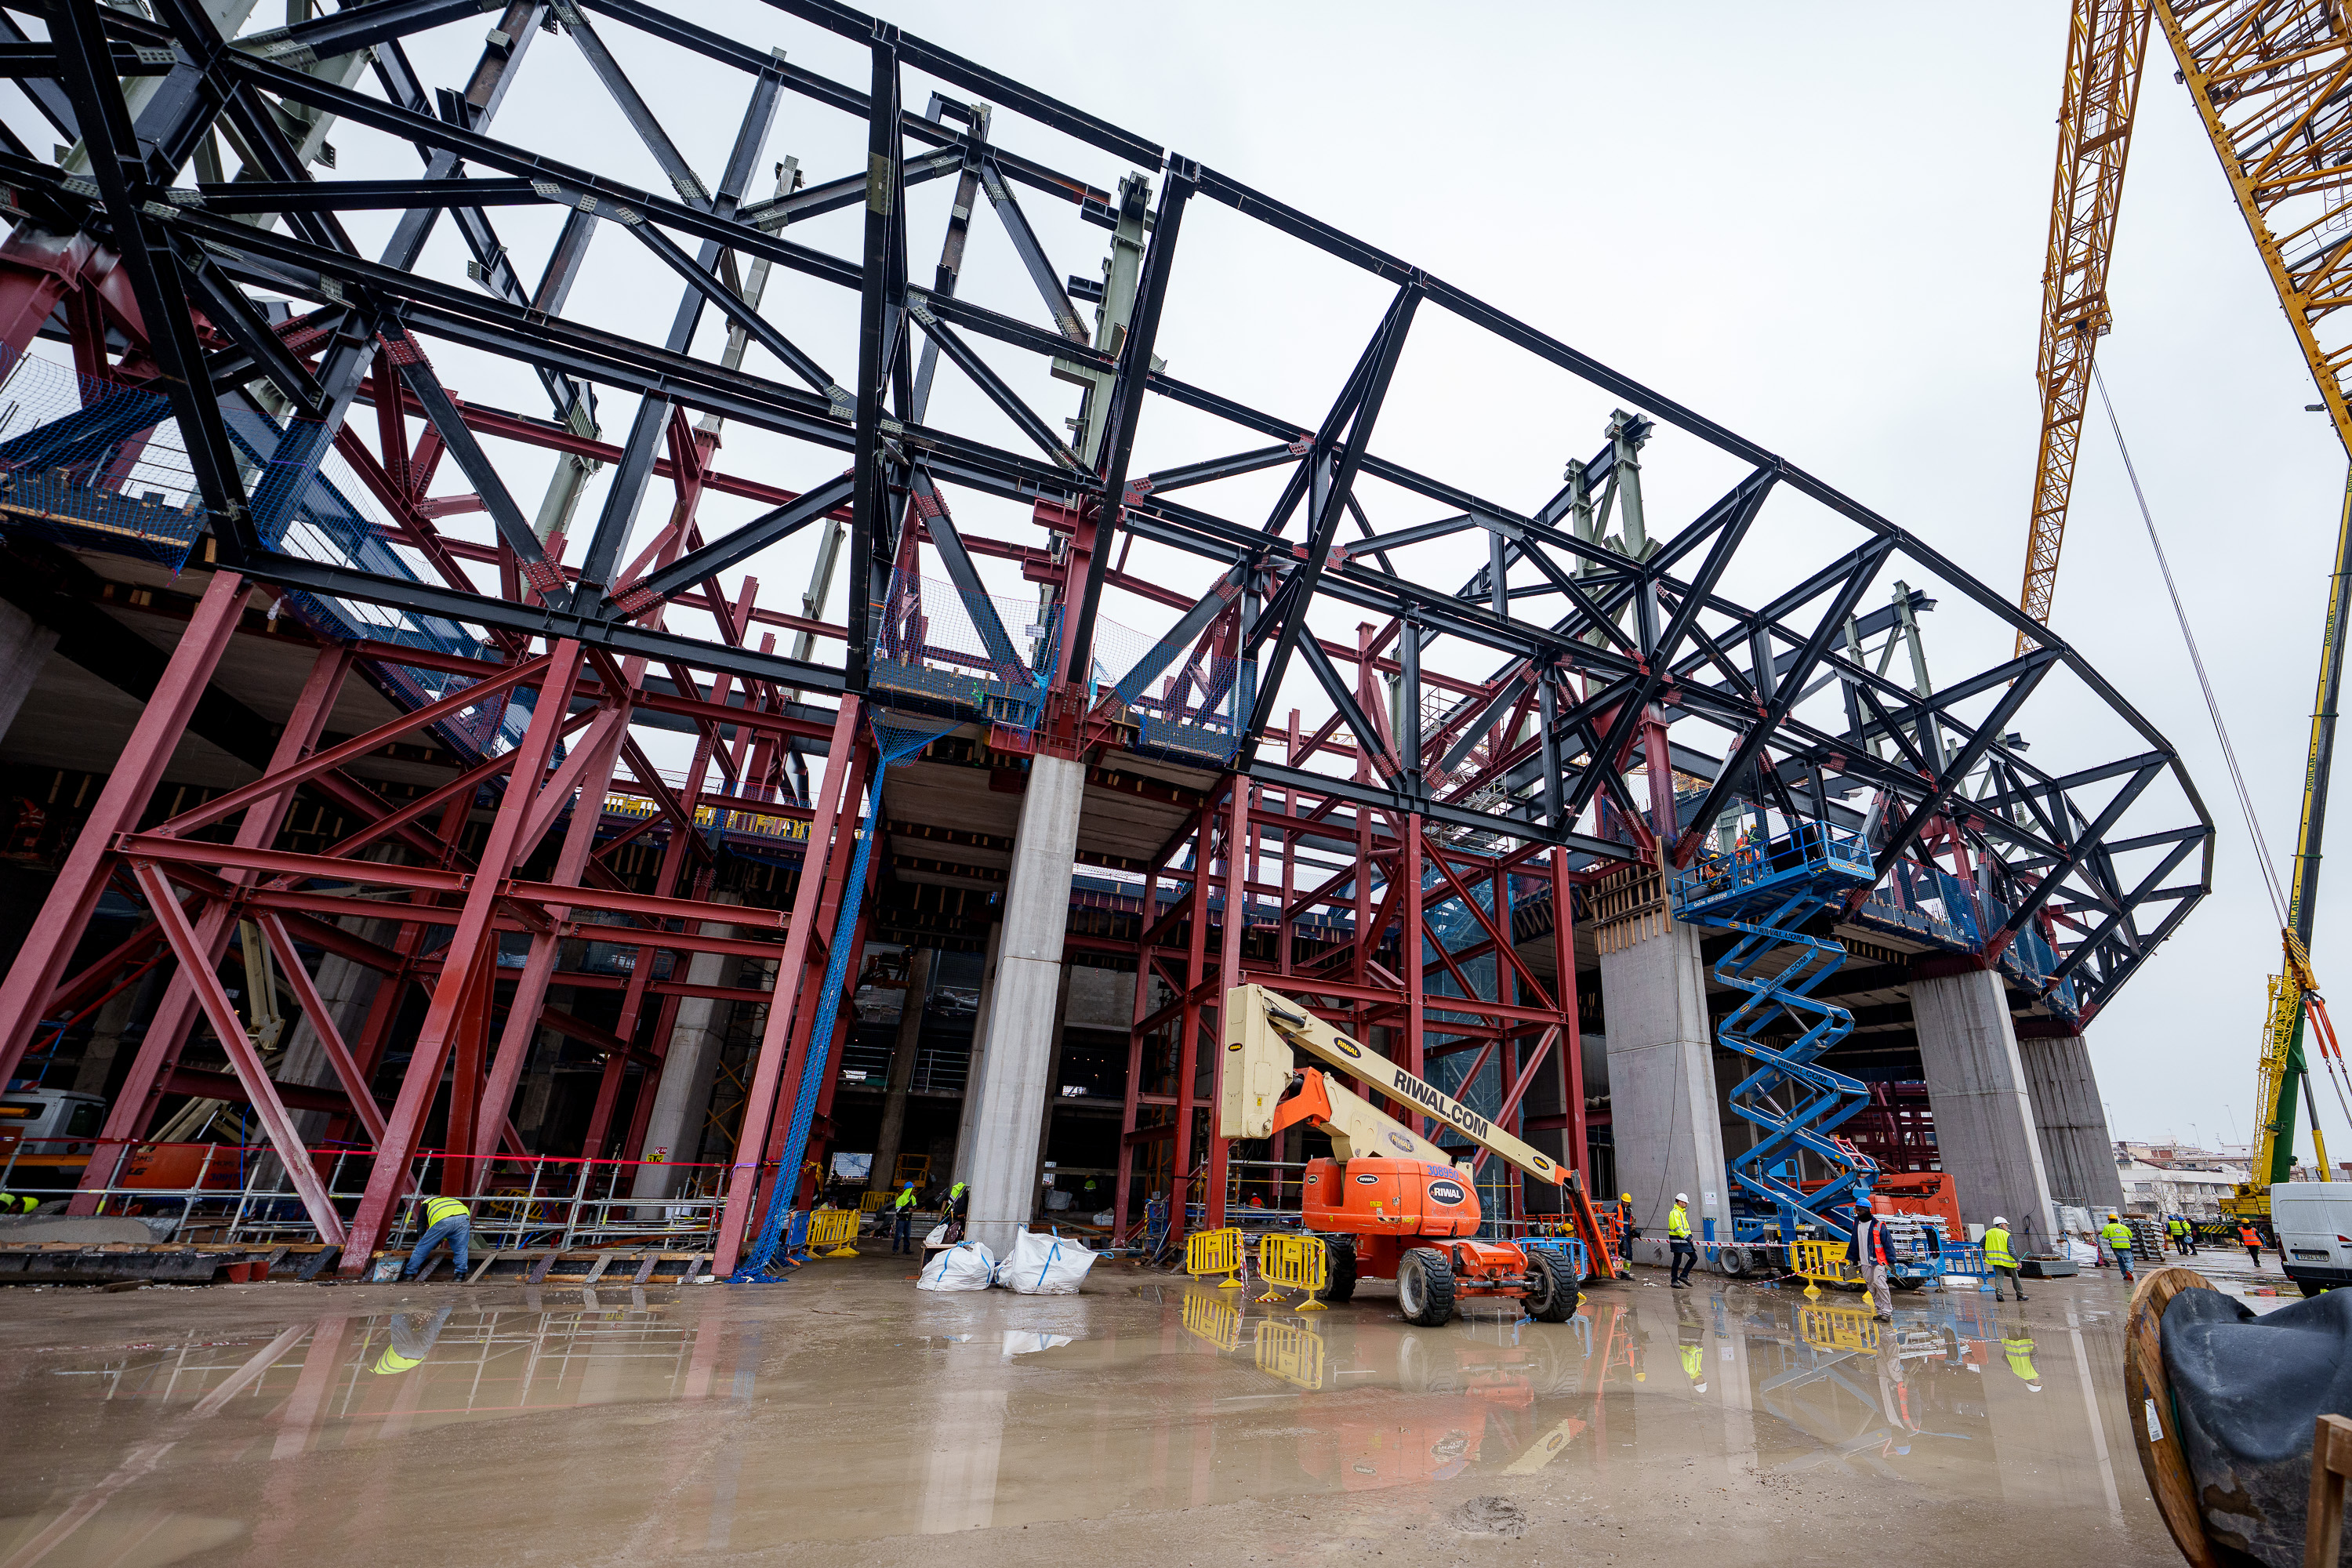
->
2092, 365, 2289, 927
2091, 365, 2352, 1140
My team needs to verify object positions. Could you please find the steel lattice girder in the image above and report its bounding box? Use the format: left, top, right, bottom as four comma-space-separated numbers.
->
0, 0, 2212, 1023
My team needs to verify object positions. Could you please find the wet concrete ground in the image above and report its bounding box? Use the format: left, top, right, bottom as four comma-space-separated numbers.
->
0, 1247, 2270, 1566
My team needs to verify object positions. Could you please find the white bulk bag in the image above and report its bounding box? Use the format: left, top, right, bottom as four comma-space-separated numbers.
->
916, 1241, 996, 1291
994, 1230, 1095, 1294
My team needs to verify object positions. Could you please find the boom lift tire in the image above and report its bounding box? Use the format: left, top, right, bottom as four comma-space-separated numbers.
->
1323, 1239, 1359, 1304
1396, 1247, 1457, 1327
1523, 1249, 1577, 1323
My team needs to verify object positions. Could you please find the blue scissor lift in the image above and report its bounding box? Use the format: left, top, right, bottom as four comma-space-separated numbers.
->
1669, 817, 1884, 1270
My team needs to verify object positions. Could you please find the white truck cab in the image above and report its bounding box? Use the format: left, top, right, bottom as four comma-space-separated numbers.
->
2270, 1181, 2352, 1296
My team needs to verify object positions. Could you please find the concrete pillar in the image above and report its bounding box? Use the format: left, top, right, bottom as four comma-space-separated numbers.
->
2019, 1030, 2126, 1214
952, 920, 1004, 1186
517, 1029, 562, 1145
278, 947, 386, 1142
1911, 967, 2060, 1249
0, 597, 57, 747
1597, 919, 1730, 1244
1032, 964, 1075, 1204
631, 895, 741, 1204
869, 947, 932, 1193
71, 981, 140, 1096
960, 753, 1083, 1249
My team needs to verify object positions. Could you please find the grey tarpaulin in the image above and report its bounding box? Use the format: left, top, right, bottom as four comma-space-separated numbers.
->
2161, 1286, 2352, 1566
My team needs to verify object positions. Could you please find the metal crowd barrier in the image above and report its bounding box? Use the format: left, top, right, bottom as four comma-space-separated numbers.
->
1253, 1232, 1330, 1308
1185, 1225, 1245, 1287
1795, 1238, 1863, 1294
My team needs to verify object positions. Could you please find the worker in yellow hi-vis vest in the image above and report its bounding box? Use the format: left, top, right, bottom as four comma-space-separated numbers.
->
1668, 1194, 1697, 1288
1984, 1216, 2025, 1303
403, 1194, 471, 1281
2099, 1212, 2136, 1283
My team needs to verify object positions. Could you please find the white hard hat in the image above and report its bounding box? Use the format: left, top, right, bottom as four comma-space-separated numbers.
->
1992, 1216, 2009, 1227
1675, 1193, 1689, 1203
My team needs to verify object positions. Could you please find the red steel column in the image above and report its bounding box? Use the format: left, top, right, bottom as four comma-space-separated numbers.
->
1206, 775, 1246, 1229
129, 861, 347, 1243
0, 571, 250, 1087
1555, 848, 1586, 1183
73, 643, 353, 1188
1168, 800, 1212, 1245
340, 643, 584, 1270
1404, 815, 1425, 1084
713, 695, 861, 1275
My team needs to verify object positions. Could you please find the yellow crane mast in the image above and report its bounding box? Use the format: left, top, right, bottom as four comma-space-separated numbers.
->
2020, 0, 2151, 657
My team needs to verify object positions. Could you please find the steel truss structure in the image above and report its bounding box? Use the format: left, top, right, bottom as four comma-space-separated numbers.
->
0, 0, 2210, 1271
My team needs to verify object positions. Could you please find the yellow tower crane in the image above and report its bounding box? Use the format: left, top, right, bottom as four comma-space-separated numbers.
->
2021, 0, 2352, 1214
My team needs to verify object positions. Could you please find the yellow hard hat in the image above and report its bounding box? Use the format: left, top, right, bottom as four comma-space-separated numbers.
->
1621, 1193, 1633, 1202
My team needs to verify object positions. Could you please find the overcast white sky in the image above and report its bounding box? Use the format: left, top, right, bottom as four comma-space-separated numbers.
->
20, 2, 2343, 1158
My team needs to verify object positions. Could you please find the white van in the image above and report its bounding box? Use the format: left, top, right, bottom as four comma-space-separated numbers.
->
2270, 1181, 2352, 1296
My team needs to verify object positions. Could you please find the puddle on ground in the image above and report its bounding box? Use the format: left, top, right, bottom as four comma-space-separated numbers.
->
0, 1269, 2157, 1558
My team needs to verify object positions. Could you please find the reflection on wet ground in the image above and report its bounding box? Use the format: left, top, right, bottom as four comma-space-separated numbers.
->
0, 1261, 2179, 1563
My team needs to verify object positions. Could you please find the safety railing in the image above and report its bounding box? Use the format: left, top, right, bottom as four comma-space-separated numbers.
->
0, 1138, 735, 1254
1797, 1301, 1882, 1353
1253, 1232, 1330, 1308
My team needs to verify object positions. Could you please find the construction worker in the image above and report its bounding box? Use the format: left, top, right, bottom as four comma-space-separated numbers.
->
1984, 1214, 2026, 1302
891, 1180, 920, 1254
2238, 1219, 2264, 1269
402, 1194, 470, 1280
942, 1181, 969, 1244
0, 1192, 38, 1216
2002, 1330, 2044, 1393
2165, 1214, 2190, 1254
1852, 1206, 1894, 1321
1668, 1193, 1697, 1288
2100, 1211, 2136, 1283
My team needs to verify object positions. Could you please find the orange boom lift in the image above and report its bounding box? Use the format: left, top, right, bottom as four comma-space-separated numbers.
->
1222, 984, 1618, 1327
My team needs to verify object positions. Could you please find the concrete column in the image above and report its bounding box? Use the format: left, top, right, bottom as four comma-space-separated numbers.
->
70, 981, 141, 1095
631, 894, 742, 1204
0, 597, 57, 747
278, 947, 387, 1142
961, 753, 1083, 1249
1911, 967, 2060, 1248
952, 920, 1004, 1186
2019, 1030, 2126, 1214
869, 947, 933, 1193
1597, 918, 1730, 1245
517, 1029, 562, 1145
1031, 964, 1075, 1205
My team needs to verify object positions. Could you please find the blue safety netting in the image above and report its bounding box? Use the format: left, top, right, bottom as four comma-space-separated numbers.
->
731, 707, 959, 1281
870, 568, 1058, 738
1090, 611, 1254, 768
0, 346, 206, 566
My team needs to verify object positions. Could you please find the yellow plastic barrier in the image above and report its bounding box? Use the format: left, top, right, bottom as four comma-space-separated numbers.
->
1186, 1225, 1246, 1288
1795, 1238, 1862, 1298
1181, 1289, 1242, 1351
807, 1208, 860, 1257
1253, 1232, 1330, 1309
1798, 1302, 1880, 1353
1254, 1318, 1327, 1389
858, 1191, 889, 1213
